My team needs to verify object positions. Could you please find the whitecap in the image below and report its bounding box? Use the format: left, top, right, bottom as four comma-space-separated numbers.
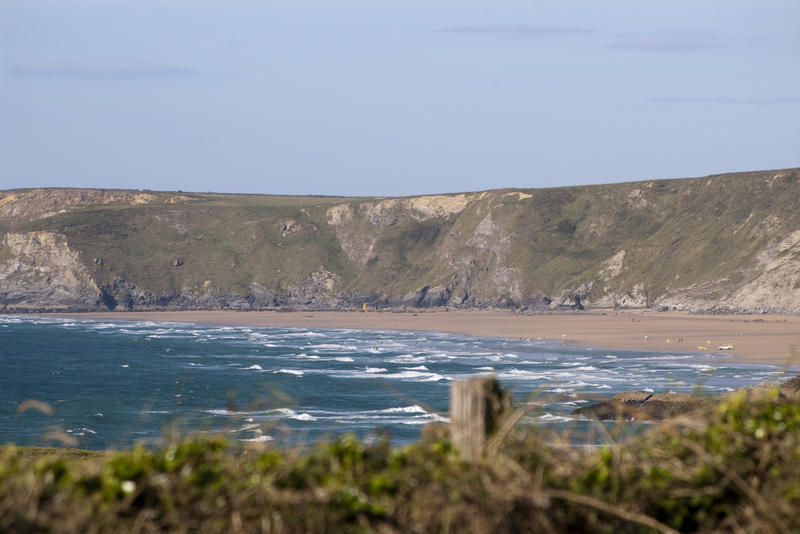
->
240, 435, 274, 442
427, 353, 456, 360
271, 408, 316, 421
206, 409, 241, 416
365, 367, 387, 373
244, 364, 263, 370
67, 427, 97, 436
398, 414, 450, 425
388, 355, 427, 364
498, 369, 547, 380
536, 413, 577, 423
309, 343, 359, 351
381, 370, 448, 382
279, 331, 327, 338
377, 405, 428, 414
275, 369, 304, 376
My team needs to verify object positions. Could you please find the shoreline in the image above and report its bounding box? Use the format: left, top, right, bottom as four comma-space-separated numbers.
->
43, 308, 800, 366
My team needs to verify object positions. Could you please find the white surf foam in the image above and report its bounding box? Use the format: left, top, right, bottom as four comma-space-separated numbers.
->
271, 408, 316, 421
240, 435, 273, 442
275, 369, 304, 376
377, 405, 428, 414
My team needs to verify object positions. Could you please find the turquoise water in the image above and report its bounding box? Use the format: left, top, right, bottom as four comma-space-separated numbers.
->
0, 315, 793, 449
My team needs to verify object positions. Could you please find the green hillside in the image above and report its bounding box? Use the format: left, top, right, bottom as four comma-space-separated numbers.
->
1, 168, 799, 313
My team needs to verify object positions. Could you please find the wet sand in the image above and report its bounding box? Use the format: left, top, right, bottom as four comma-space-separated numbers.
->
52, 309, 800, 366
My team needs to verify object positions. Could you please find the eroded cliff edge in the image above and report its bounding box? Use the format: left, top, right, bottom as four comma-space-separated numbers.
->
1, 168, 799, 314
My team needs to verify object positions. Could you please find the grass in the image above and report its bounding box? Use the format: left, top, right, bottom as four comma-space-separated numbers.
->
2, 387, 799, 533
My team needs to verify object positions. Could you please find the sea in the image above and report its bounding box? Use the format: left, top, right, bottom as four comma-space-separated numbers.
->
1, 315, 795, 450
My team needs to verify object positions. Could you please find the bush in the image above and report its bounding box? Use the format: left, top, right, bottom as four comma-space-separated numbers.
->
1, 392, 799, 533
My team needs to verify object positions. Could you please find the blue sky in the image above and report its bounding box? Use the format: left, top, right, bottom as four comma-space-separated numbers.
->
1, 0, 798, 196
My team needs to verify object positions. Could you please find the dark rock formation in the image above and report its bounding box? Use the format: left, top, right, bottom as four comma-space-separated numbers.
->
573, 375, 800, 421
573, 391, 706, 421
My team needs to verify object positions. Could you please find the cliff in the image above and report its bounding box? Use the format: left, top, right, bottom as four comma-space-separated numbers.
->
1, 168, 799, 314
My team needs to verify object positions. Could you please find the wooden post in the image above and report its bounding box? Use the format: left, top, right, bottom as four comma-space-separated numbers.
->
450, 376, 511, 460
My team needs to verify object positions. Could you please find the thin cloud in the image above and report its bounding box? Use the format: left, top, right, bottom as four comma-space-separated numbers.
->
433, 24, 594, 38
648, 96, 800, 105
607, 30, 723, 52
10, 59, 196, 79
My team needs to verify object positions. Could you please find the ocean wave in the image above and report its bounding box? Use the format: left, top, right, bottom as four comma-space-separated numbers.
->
307, 343, 360, 351
66, 427, 97, 436
206, 408, 251, 416
331, 413, 449, 425
372, 405, 428, 414
388, 355, 427, 364
380, 370, 448, 382
240, 435, 273, 442
535, 413, 578, 423
271, 408, 316, 421
278, 331, 327, 338
498, 369, 547, 380
275, 369, 304, 376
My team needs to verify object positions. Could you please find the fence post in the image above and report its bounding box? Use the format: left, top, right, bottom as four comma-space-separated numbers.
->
450, 376, 511, 460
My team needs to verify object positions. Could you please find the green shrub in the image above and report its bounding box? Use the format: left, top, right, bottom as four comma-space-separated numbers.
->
2, 392, 800, 533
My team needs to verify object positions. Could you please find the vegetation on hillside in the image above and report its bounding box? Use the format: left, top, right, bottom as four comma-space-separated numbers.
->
1, 168, 799, 312
2, 388, 799, 533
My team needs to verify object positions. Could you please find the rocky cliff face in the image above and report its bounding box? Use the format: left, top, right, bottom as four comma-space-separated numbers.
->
0, 231, 101, 310
1, 169, 799, 314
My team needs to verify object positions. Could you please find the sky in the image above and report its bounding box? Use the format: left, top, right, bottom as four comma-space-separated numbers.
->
1, 0, 798, 196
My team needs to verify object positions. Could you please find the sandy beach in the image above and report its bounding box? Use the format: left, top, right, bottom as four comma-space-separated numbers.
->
51, 309, 800, 366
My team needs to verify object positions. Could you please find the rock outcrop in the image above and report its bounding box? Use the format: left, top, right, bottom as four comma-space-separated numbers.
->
573, 375, 800, 421
572, 391, 707, 421
0, 232, 101, 310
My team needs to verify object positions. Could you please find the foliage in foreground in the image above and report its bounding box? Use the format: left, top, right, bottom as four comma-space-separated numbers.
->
2, 390, 800, 533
